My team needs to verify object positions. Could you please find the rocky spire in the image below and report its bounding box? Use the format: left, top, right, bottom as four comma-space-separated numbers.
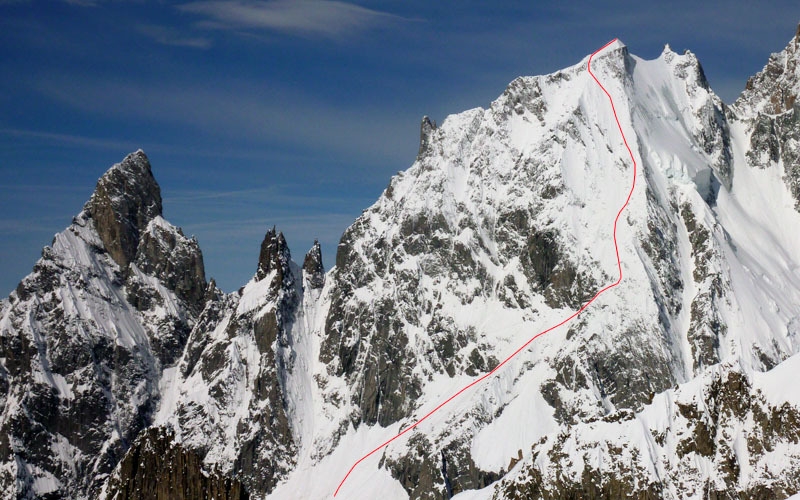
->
418, 115, 437, 157
86, 150, 162, 268
302, 240, 325, 289
256, 227, 291, 284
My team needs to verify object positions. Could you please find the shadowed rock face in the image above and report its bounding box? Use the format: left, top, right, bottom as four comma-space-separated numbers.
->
104, 428, 248, 500
303, 240, 325, 289
85, 150, 207, 313
77, 150, 209, 318
257, 227, 293, 288
135, 220, 207, 314
384, 429, 504, 499
87, 150, 163, 269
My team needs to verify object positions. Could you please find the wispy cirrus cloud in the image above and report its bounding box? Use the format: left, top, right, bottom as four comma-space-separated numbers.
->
0, 127, 140, 150
136, 24, 213, 49
178, 0, 405, 39
165, 186, 374, 214
32, 74, 421, 165
0, 126, 319, 163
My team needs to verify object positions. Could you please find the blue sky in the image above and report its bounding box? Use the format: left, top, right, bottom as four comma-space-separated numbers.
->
1, 1, 799, 294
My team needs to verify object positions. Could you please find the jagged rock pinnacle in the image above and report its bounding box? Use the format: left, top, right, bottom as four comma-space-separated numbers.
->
303, 240, 325, 289
418, 115, 437, 157
86, 150, 162, 268
256, 227, 291, 283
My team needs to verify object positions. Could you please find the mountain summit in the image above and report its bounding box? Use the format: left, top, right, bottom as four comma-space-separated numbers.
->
3, 28, 800, 500
86, 150, 163, 269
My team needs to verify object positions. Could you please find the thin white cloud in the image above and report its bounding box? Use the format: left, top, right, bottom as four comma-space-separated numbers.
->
178, 0, 403, 39
0, 218, 72, 234
0, 127, 139, 150
0, 127, 309, 161
165, 186, 372, 206
32, 75, 421, 165
137, 24, 213, 49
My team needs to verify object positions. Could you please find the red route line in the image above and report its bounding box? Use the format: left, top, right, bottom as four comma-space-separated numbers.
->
333, 38, 636, 497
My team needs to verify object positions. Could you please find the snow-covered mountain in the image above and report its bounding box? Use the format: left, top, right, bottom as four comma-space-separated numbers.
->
3, 26, 800, 500
0, 151, 211, 497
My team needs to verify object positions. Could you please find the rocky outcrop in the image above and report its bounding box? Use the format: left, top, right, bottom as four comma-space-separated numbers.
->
134, 217, 207, 313
736, 24, 800, 117
384, 429, 504, 499
85, 151, 208, 316
680, 204, 725, 371
105, 428, 247, 500
744, 103, 800, 208
522, 228, 595, 309
257, 227, 290, 283
418, 115, 438, 158
734, 25, 800, 208
86, 150, 163, 269
494, 363, 800, 499
302, 240, 325, 289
